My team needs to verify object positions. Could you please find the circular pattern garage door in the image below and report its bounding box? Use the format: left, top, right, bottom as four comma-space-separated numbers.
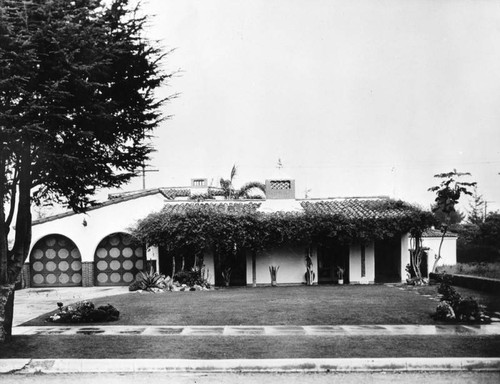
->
94, 233, 145, 286
30, 235, 82, 287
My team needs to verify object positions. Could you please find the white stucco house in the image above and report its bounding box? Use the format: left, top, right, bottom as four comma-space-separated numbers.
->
21, 177, 456, 289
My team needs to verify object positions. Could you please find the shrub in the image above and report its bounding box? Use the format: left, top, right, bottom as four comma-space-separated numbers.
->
173, 267, 210, 288
47, 301, 119, 323
432, 279, 489, 323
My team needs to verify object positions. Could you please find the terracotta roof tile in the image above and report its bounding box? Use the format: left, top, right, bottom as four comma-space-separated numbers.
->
161, 202, 262, 215
422, 228, 458, 237
300, 198, 416, 219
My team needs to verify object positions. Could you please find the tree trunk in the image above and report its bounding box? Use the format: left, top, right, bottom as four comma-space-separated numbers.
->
0, 284, 15, 342
0, 146, 32, 343
432, 226, 448, 273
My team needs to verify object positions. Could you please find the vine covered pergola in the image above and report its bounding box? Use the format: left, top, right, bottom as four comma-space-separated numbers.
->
131, 199, 435, 275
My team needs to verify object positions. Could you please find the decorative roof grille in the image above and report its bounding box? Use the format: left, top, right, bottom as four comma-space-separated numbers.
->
270, 180, 291, 190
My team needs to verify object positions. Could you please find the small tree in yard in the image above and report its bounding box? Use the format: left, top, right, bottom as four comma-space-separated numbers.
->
428, 170, 476, 273
0, 0, 169, 342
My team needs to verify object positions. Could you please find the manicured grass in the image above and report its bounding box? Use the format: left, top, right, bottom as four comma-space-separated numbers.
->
22, 285, 441, 326
1, 335, 499, 359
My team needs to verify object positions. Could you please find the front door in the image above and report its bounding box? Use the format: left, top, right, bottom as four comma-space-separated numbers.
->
317, 242, 349, 284
374, 239, 401, 283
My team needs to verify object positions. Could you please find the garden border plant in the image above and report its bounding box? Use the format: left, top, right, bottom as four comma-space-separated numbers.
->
47, 301, 119, 324
432, 274, 490, 324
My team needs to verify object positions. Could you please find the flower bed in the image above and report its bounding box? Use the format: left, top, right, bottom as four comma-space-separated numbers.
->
47, 301, 119, 323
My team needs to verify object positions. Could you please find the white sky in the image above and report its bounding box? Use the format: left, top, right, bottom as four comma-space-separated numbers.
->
106, 0, 500, 214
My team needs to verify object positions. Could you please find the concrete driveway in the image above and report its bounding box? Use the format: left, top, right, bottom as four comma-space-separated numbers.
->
13, 286, 128, 326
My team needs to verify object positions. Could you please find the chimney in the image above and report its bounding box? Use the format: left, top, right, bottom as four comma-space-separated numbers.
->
191, 178, 208, 188
265, 179, 296, 199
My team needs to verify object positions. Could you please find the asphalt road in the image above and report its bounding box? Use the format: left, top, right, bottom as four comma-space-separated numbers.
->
1, 372, 500, 384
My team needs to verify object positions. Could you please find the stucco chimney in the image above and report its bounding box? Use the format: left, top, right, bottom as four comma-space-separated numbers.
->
265, 179, 296, 199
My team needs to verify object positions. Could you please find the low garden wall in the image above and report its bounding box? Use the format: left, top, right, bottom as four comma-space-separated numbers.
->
430, 272, 500, 293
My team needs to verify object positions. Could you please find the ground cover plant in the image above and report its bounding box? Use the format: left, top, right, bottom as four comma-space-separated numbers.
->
24, 285, 440, 326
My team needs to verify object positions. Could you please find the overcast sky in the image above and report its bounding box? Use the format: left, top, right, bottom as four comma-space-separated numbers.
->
107, 0, 500, 214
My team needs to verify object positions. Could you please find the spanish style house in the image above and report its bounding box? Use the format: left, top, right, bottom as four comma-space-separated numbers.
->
22, 177, 455, 288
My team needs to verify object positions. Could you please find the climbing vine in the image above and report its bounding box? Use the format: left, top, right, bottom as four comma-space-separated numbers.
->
131, 200, 434, 265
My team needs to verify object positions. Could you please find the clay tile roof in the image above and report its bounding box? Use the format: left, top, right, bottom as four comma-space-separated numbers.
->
300, 198, 416, 219
422, 228, 458, 237
161, 201, 262, 215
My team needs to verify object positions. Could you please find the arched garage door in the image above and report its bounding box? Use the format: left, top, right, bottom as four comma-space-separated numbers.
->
30, 235, 82, 287
94, 233, 145, 286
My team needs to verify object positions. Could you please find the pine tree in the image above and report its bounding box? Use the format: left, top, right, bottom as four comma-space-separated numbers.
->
467, 186, 485, 225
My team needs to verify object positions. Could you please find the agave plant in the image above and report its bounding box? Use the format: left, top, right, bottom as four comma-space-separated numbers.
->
129, 267, 166, 292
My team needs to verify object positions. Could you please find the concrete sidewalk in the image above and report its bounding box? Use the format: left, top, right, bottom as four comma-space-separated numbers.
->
13, 287, 128, 326
12, 323, 500, 336
1, 357, 500, 374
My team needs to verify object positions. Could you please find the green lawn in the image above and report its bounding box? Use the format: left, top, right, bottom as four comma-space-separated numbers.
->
6, 284, 500, 360
22, 285, 442, 326
1, 335, 499, 359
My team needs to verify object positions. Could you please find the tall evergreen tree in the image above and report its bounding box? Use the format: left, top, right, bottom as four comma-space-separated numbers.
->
0, 0, 169, 341
467, 186, 485, 225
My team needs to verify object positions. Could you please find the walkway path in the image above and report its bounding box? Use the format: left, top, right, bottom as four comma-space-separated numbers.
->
13, 323, 500, 336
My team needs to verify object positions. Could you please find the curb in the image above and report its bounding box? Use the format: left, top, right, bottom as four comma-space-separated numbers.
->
1, 358, 500, 374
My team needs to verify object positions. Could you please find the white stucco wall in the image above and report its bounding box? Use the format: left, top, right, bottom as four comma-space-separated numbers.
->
202, 251, 215, 286
423, 236, 457, 271
349, 243, 375, 284
249, 244, 313, 285
401, 233, 411, 281
29, 193, 168, 264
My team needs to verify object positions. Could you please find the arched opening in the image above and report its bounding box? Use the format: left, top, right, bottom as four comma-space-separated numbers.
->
94, 232, 145, 286
30, 234, 82, 287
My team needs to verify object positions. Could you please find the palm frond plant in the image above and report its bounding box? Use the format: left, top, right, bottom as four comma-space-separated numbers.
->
221, 267, 232, 287
236, 181, 266, 199
305, 249, 315, 286
269, 265, 279, 286
220, 164, 238, 199
336, 266, 345, 285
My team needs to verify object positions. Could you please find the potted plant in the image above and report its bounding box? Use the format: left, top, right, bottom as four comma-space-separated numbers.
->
269, 265, 279, 287
305, 251, 315, 286
337, 266, 345, 285
221, 267, 232, 287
